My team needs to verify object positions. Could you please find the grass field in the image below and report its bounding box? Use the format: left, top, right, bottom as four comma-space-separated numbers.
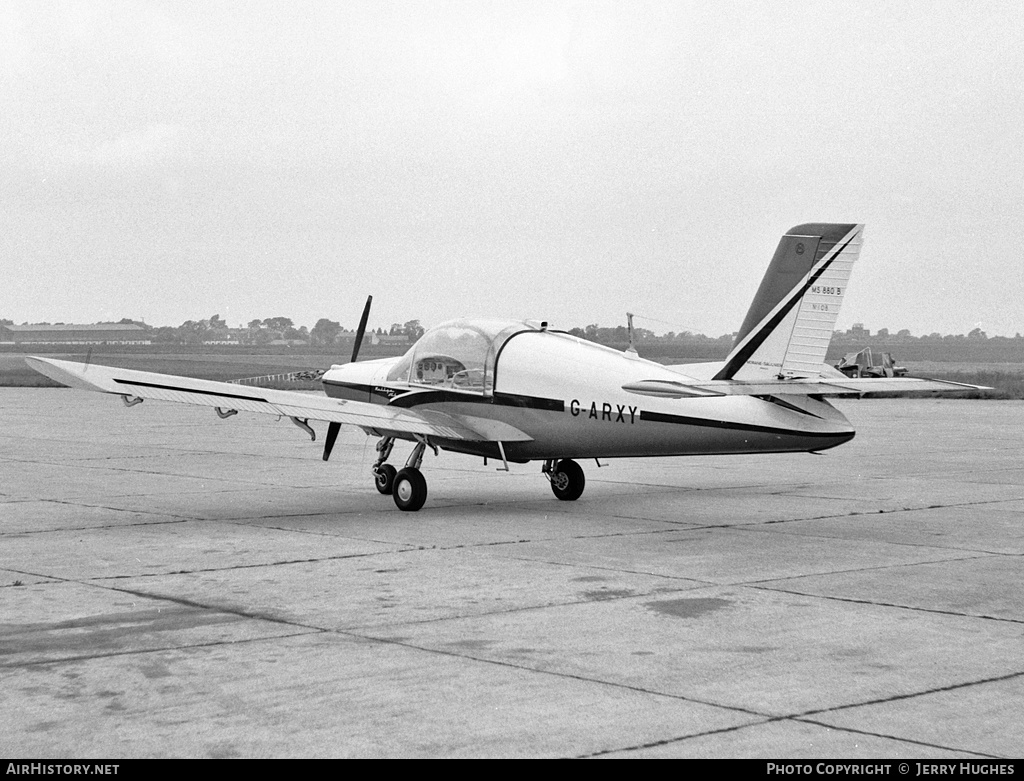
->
906, 368, 1024, 399
905, 361, 1024, 375
4, 353, 1023, 398
0, 353, 337, 388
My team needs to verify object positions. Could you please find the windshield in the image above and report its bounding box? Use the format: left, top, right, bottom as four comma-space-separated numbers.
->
386, 319, 538, 394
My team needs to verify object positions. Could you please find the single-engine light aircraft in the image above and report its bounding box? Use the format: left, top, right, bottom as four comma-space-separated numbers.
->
28, 223, 984, 511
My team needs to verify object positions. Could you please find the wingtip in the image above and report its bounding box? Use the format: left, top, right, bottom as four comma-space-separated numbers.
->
24, 356, 66, 386
24, 356, 53, 373
24, 355, 102, 390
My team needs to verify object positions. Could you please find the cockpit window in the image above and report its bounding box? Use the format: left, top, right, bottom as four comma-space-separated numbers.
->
385, 319, 538, 394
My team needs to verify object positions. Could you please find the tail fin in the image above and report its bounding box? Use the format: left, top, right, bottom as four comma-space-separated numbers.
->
714, 223, 864, 381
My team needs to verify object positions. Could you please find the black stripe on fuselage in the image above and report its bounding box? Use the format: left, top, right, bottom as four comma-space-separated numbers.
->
494, 392, 564, 411
638, 410, 852, 440
321, 379, 398, 401
386, 389, 564, 412
114, 378, 269, 402
713, 234, 855, 381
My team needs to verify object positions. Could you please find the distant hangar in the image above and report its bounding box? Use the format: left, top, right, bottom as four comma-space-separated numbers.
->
0, 323, 152, 345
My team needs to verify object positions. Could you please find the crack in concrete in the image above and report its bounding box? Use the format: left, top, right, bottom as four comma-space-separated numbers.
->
0, 498, 196, 527
4, 631, 320, 670
752, 583, 1024, 625
576, 712, 1003, 759
89, 549, 409, 580
792, 717, 1003, 759
795, 668, 1024, 720
592, 496, 1023, 533
574, 718, 782, 758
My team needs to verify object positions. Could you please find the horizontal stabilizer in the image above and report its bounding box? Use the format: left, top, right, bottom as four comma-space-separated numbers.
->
623, 376, 990, 398
620, 380, 726, 398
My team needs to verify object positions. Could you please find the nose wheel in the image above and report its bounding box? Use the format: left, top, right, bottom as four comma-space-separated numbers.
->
374, 464, 397, 494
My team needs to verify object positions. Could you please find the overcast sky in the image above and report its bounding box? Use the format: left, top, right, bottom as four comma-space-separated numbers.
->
3, 1, 1022, 337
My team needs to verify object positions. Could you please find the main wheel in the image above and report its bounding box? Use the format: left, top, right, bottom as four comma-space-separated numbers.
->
393, 467, 428, 511
550, 459, 585, 501
374, 464, 397, 494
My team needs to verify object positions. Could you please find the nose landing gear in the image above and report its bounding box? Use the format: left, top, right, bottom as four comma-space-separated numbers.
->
371, 437, 396, 494
374, 464, 397, 494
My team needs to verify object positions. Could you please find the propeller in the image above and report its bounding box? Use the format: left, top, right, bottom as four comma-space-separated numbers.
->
323, 295, 372, 462
351, 295, 372, 363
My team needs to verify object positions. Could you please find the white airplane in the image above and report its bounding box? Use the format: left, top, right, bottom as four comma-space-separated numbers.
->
27, 223, 983, 511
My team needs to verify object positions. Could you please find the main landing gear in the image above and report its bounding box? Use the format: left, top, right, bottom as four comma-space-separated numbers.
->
392, 468, 427, 512
370, 439, 587, 511
372, 436, 436, 512
543, 458, 586, 501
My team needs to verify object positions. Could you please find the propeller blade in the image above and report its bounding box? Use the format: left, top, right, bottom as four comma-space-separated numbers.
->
326, 295, 370, 461
322, 421, 341, 461
351, 295, 372, 363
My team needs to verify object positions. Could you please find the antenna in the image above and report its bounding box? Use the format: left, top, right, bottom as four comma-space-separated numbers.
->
626, 312, 638, 355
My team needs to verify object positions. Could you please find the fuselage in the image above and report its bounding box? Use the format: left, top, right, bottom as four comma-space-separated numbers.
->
321, 320, 855, 462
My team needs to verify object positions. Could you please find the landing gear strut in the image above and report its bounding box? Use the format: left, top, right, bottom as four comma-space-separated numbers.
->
372, 437, 396, 495
543, 458, 585, 501
372, 436, 437, 511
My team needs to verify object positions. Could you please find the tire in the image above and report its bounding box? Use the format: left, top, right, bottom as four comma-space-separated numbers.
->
374, 464, 397, 495
549, 459, 585, 501
393, 467, 428, 511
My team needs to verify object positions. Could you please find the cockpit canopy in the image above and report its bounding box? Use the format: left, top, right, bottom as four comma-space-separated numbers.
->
386, 319, 540, 394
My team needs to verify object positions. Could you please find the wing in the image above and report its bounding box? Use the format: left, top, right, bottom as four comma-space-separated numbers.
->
26, 357, 532, 442
621, 377, 990, 399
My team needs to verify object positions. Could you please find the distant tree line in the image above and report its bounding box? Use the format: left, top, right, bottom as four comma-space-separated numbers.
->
4, 314, 1023, 362
81, 315, 430, 348
567, 323, 1024, 363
